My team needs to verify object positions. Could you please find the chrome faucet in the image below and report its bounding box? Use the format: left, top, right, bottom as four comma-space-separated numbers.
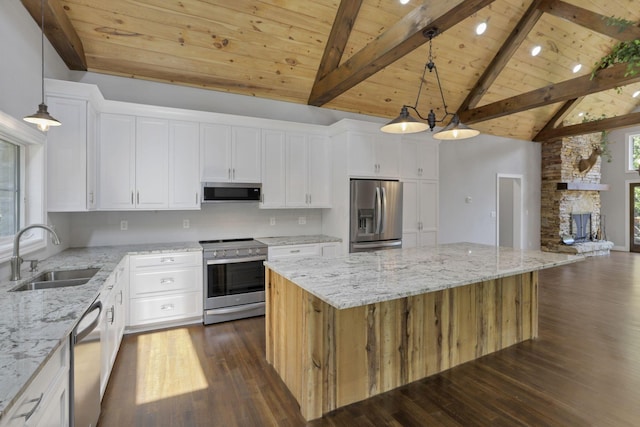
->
10, 224, 61, 281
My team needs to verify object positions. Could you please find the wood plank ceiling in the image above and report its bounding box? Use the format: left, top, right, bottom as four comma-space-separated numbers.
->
21, 0, 640, 142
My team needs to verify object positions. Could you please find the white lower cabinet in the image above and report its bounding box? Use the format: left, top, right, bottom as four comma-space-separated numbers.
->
128, 251, 202, 330
268, 242, 341, 260
402, 179, 438, 248
0, 342, 69, 427
100, 258, 127, 399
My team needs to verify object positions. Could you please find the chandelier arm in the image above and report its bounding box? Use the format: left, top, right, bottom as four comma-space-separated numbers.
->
431, 63, 450, 117
404, 105, 430, 121
411, 61, 429, 110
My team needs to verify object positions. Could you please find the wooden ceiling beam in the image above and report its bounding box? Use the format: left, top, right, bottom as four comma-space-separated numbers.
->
456, 0, 546, 113
21, 0, 87, 71
459, 62, 640, 124
313, 0, 363, 84
308, 0, 496, 107
541, 0, 640, 42
533, 97, 584, 141
534, 111, 640, 142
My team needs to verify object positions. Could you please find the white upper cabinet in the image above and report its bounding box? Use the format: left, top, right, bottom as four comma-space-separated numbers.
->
307, 134, 332, 207
348, 132, 400, 178
400, 135, 439, 180
45, 96, 96, 211
136, 117, 169, 209
99, 115, 198, 210
260, 129, 286, 208
99, 113, 136, 209
200, 124, 261, 183
285, 132, 331, 208
169, 121, 200, 209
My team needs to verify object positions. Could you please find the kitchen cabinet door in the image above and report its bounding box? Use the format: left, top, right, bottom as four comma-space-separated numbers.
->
347, 132, 376, 176
260, 129, 286, 208
374, 134, 400, 177
135, 117, 169, 209
285, 133, 309, 207
402, 179, 438, 248
45, 96, 88, 211
400, 136, 438, 180
308, 134, 332, 207
169, 120, 200, 209
231, 126, 261, 183
99, 113, 136, 209
200, 123, 232, 182
86, 102, 98, 210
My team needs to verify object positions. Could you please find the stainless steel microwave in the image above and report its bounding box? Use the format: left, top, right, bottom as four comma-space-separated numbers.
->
201, 182, 261, 203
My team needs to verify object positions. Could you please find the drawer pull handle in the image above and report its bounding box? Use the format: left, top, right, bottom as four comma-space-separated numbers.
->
107, 306, 115, 324
160, 278, 175, 285
290, 249, 301, 253
160, 304, 175, 311
160, 257, 175, 263
14, 393, 43, 421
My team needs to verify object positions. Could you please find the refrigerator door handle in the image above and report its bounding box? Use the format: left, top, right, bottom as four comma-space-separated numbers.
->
381, 186, 387, 234
375, 186, 382, 234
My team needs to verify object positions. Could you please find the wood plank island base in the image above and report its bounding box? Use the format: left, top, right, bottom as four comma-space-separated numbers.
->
264, 243, 583, 421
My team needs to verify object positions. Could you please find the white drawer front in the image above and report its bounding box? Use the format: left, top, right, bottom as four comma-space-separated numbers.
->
131, 268, 199, 296
130, 251, 201, 269
268, 244, 320, 260
129, 292, 201, 325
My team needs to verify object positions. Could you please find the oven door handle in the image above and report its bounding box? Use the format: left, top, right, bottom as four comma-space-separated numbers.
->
206, 256, 266, 265
206, 302, 265, 315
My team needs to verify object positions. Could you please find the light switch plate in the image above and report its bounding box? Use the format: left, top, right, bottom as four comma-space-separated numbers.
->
120, 220, 128, 231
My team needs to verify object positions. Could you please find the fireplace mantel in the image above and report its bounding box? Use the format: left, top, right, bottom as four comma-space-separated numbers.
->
556, 182, 610, 191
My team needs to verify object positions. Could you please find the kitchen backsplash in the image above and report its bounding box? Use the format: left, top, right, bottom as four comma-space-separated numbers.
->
65, 204, 323, 247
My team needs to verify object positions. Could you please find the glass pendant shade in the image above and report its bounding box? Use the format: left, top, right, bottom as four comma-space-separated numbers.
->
381, 106, 430, 134
433, 115, 479, 140
24, 103, 61, 132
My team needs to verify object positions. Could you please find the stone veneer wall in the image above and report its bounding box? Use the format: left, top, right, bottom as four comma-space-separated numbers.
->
541, 133, 603, 251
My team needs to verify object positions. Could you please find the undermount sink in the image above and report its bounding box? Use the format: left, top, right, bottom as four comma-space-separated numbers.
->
10, 267, 100, 292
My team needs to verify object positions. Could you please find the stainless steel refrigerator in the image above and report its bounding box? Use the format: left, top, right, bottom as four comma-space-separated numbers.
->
350, 179, 403, 252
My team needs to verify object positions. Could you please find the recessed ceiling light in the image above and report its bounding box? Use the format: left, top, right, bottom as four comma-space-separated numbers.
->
633, 90, 640, 98
578, 112, 584, 117
475, 22, 487, 35
399, 0, 410, 4
531, 45, 541, 56
572, 64, 582, 73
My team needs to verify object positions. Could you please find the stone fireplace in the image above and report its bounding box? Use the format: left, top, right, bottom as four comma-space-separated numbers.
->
540, 133, 613, 256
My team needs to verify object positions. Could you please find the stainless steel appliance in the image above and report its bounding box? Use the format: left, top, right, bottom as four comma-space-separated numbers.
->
350, 179, 403, 252
70, 298, 102, 427
201, 238, 268, 324
201, 182, 261, 203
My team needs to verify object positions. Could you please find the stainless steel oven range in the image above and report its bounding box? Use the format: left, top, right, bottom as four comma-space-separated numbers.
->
200, 238, 267, 325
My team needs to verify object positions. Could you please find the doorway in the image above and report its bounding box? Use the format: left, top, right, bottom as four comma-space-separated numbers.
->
631, 182, 640, 253
497, 174, 523, 249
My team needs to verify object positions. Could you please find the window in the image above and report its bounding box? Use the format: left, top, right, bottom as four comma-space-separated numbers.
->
0, 139, 20, 241
0, 111, 46, 262
628, 133, 640, 172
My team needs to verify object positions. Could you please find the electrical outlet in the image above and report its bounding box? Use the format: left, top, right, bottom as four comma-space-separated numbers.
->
183, 219, 190, 229
120, 220, 128, 231
269, 217, 276, 226
298, 216, 306, 225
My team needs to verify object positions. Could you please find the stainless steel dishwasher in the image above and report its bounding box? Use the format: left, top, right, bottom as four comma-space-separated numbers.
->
70, 297, 102, 427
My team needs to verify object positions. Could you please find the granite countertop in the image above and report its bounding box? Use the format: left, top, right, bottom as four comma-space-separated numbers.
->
0, 242, 201, 420
255, 234, 341, 246
264, 242, 584, 309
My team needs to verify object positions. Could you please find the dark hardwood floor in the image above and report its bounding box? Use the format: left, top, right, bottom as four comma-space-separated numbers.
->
98, 252, 640, 426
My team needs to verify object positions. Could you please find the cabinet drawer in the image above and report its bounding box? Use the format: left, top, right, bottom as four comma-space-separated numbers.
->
2, 343, 69, 427
129, 292, 201, 325
268, 244, 320, 260
130, 251, 200, 269
131, 268, 199, 296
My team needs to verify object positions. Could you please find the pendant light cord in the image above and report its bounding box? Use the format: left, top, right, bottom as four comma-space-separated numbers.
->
40, 0, 45, 104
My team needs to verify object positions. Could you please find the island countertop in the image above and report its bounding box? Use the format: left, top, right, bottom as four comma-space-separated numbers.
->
0, 242, 202, 421
264, 242, 583, 309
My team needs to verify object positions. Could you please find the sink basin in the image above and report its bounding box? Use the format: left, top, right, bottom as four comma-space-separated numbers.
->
10, 268, 100, 292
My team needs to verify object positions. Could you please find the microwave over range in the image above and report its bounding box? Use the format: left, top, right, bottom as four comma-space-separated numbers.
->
201, 182, 261, 203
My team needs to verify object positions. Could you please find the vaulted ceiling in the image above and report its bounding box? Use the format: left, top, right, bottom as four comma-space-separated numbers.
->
21, 0, 640, 142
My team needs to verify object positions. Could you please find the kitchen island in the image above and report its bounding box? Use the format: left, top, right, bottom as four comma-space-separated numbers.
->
264, 243, 582, 421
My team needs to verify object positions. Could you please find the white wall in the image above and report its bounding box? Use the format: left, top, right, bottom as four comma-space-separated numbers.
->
439, 135, 541, 249
600, 123, 640, 250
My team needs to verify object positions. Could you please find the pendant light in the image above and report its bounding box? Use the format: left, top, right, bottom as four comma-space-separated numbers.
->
381, 29, 478, 140
23, 0, 61, 132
